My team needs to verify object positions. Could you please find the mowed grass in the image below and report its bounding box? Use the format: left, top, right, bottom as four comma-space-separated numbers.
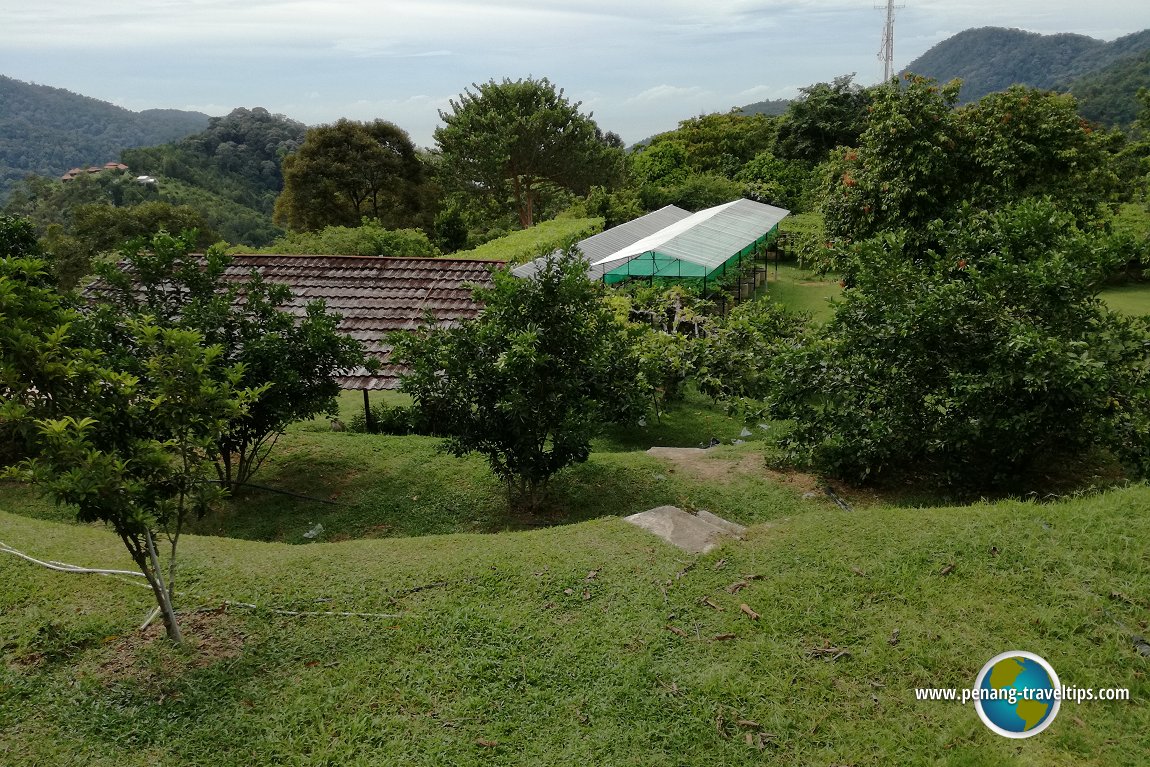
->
6, 387, 787, 544
3, 481, 1148, 766
447, 217, 604, 264
761, 262, 841, 322
1100, 282, 1150, 317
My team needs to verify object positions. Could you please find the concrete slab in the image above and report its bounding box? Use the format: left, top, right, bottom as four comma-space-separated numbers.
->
623, 505, 745, 554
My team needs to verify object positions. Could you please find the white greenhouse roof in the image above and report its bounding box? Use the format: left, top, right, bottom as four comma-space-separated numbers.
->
511, 205, 692, 279
591, 198, 789, 273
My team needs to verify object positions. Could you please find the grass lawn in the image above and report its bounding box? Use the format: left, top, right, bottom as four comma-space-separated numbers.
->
760, 262, 841, 322
447, 217, 604, 264
1100, 282, 1150, 317
3, 473, 1148, 765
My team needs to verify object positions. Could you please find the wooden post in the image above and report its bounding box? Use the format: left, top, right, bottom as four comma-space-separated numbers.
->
363, 389, 374, 432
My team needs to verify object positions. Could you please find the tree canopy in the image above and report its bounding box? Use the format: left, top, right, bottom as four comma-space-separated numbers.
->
274, 119, 425, 232
823, 77, 1120, 248
85, 231, 366, 490
434, 77, 622, 229
391, 251, 648, 510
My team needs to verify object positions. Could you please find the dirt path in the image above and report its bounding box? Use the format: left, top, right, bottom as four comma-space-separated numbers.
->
645, 446, 823, 496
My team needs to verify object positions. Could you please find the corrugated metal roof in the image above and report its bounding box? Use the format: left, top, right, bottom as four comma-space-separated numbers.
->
91, 254, 502, 391
511, 205, 691, 279
592, 199, 789, 276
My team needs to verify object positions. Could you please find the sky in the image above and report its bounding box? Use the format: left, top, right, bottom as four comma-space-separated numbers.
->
3, 1, 1149, 147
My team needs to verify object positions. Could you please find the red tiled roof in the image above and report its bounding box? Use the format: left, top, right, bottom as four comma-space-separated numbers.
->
224, 254, 502, 390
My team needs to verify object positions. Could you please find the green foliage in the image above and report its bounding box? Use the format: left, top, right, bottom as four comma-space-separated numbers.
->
629, 111, 785, 214
735, 150, 812, 211
45, 201, 217, 289
247, 219, 439, 258
85, 231, 365, 490
629, 141, 691, 187
1070, 49, 1150, 128
642, 111, 778, 178
693, 298, 809, 403
775, 74, 874, 163
124, 107, 305, 207
0, 74, 208, 202
904, 27, 1150, 104
771, 200, 1150, 486
275, 119, 425, 232
959, 86, 1120, 221
822, 77, 963, 245
823, 77, 1119, 246
639, 172, 744, 212
571, 186, 644, 230
21, 322, 259, 643
391, 251, 649, 510
434, 77, 623, 228
348, 401, 429, 436
0, 219, 92, 465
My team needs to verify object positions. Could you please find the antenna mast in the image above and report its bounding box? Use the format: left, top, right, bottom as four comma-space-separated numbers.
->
877, 0, 904, 82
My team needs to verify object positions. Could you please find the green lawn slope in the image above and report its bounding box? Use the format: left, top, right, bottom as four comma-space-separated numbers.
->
3, 482, 1148, 765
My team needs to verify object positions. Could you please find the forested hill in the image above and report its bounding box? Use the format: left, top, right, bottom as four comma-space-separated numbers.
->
0, 75, 210, 200
903, 27, 1150, 105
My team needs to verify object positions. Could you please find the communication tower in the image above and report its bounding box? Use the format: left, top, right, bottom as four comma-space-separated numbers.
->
877, 0, 904, 82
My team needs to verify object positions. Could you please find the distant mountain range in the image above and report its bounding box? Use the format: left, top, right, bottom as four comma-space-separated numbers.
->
0, 75, 210, 200
903, 27, 1150, 125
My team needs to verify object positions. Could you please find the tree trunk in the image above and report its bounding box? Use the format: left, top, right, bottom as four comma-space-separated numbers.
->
145, 530, 183, 644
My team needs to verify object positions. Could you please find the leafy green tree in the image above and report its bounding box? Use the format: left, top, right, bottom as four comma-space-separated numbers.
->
630, 142, 692, 187
24, 324, 259, 644
0, 216, 91, 465
391, 251, 649, 510
958, 86, 1119, 222
693, 298, 809, 403
822, 76, 963, 246
736, 151, 812, 211
44, 201, 216, 289
824, 77, 1120, 246
275, 119, 424, 232
775, 74, 874, 163
435, 77, 622, 229
85, 231, 365, 490
639, 172, 743, 212
771, 200, 1150, 486
643, 111, 778, 178
253, 218, 439, 257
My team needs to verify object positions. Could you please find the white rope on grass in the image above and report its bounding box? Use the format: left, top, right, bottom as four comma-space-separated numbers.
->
2, 539, 401, 620
0, 540, 145, 577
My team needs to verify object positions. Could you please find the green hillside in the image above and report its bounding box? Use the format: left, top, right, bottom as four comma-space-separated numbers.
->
2, 423, 1147, 764
0, 75, 209, 201
903, 27, 1150, 105
1070, 49, 1150, 128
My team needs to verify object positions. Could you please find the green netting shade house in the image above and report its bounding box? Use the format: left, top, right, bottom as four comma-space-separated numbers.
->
590, 199, 789, 287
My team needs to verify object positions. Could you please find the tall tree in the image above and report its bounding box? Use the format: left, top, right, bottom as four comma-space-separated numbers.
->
435, 77, 622, 229
275, 119, 424, 232
771, 200, 1150, 486
775, 74, 874, 163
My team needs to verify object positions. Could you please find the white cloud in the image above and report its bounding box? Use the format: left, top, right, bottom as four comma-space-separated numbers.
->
627, 85, 710, 104
3, 0, 1149, 146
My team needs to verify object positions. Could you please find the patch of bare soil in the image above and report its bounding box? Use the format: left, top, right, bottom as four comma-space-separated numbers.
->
95, 609, 248, 684
646, 446, 819, 492
645, 446, 877, 509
